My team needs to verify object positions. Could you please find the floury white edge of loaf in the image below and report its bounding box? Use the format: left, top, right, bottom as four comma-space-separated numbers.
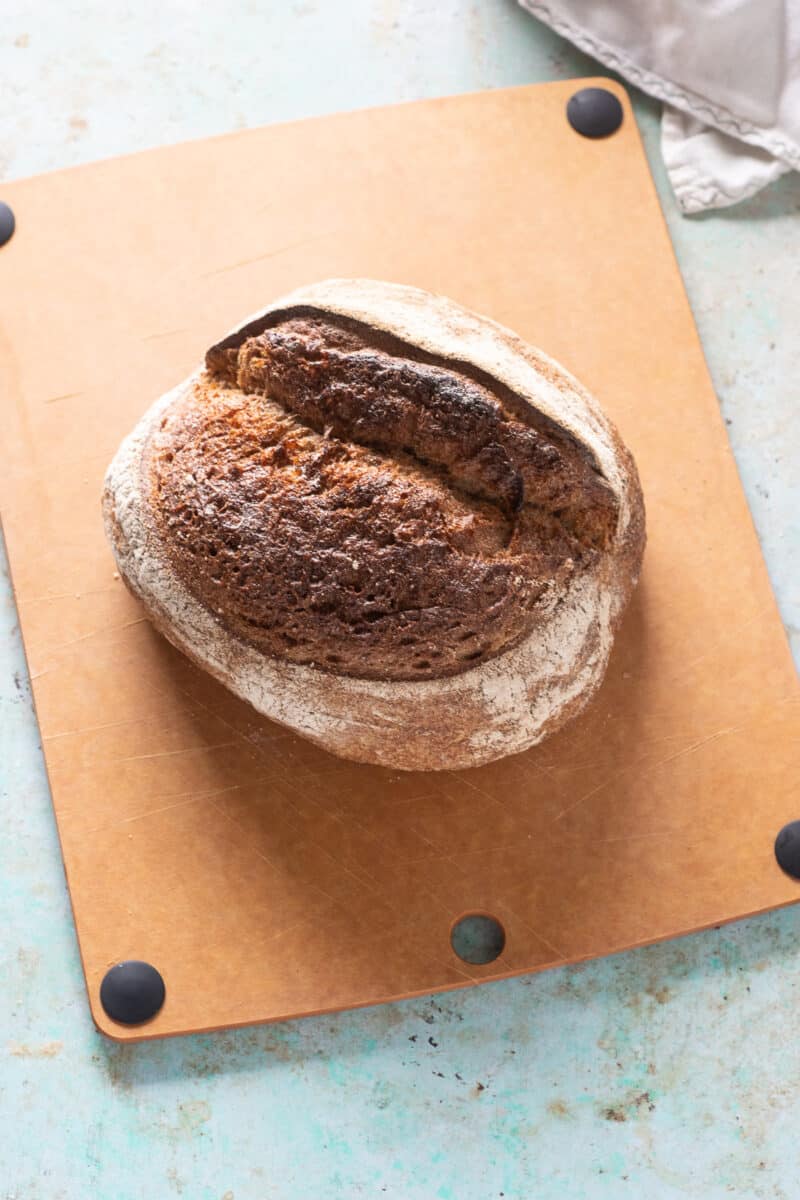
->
103, 279, 645, 770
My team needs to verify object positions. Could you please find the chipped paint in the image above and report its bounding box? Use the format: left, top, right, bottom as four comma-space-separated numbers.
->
8, 1041, 63, 1059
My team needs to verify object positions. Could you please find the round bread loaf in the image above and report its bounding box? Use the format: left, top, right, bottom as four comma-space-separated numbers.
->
103, 279, 645, 770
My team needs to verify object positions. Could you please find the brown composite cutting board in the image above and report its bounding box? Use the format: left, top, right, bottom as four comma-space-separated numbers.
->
2, 80, 799, 1041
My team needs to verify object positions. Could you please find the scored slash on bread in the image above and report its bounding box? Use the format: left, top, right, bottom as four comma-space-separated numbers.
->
103, 279, 645, 770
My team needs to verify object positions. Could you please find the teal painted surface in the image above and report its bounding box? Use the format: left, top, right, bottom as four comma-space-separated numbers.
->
1, 3, 798, 1196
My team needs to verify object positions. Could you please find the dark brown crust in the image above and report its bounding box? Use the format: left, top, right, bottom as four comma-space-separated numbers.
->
148, 314, 623, 682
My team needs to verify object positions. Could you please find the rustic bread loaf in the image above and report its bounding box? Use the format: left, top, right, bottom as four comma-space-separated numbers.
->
103, 279, 645, 770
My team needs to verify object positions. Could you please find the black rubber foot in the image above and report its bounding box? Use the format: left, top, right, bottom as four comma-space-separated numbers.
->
567, 88, 624, 139
775, 821, 800, 880
100, 960, 166, 1024
0, 202, 15, 248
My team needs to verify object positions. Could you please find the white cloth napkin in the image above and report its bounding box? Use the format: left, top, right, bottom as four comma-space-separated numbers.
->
518, 0, 800, 213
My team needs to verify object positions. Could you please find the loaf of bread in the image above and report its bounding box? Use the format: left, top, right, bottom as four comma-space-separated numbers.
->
103, 279, 645, 770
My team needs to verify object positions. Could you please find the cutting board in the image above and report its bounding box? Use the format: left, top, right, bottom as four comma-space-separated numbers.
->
1, 79, 798, 1041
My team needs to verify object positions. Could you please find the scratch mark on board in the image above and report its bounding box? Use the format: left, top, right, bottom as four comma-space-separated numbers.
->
43, 391, 82, 405
200, 231, 337, 279
49, 615, 149, 655
117, 740, 236, 764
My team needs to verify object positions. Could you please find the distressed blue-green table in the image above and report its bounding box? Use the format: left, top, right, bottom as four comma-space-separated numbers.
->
1, 4, 798, 1196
